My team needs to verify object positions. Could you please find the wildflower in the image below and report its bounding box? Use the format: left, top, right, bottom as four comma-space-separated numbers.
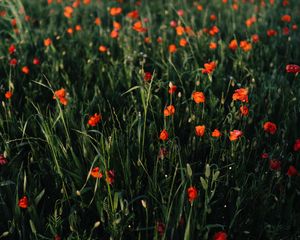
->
281, 14, 291, 23
33, 57, 40, 65
159, 129, 168, 141
132, 21, 147, 32
170, 20, 177, 28
229, 39, 238, 51
44, 38, 52, 47
213, 231, 228, 240
192, 91, 205, 103
22, 66, 30, 74
127, 10, 139, 19
232, 88, 248, 102
212, 129, 221, 138
168, 44, 177, 53
239, 41, 252, 52
229, 130, 243, 141
18, 196, 28, 209
287, 166, 298, 176
144, 72, 152, 81
187, 186, 198, 202
286, 64, 300, 73
252, 34, 259, 43
90, 167, 103, 178
88, 113, 101, 127
240, 106, 249, 116
5, 91, 12, 99
293, 139, 300, 151
267, 29, 277, 37
282, 27, 289, 35
164, 105, 175, 117
106, 170, 115, 185
261, 153, 269, 159
75, 25, 81, 31
9, 58, 18, 66
168, 84, 177, 94
53, 88, 68, 106
176, 26, 185, 35
156, 222, 165, 236
9, 44, 16, 54
99, 45, 107, 53
195, 125, 205, 137
179, 38, 188, 47
0, 154, 8, 165
67, 28, 73, 35
210, 14, 217, 21
64, 6, 73, 18
202, 61, 217, 74
94, 17, 101, 25
209, 42, 217, 50
269, 159, 281, 170
263, 121, 277, 135
110, 7, 122, 16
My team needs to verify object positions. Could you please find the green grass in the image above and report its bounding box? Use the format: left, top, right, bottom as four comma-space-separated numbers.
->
0, 0, 300, 239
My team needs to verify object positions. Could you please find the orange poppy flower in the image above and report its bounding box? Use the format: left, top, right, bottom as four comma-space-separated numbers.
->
229, 130, 243, 141
209, 42, 217, 50
113, 21, 121, 30
64, 6, 73, 18
192, 91, 205, 103
232, 88, 248, 102
176, 26, 185, 36
132, 21, 147, 32
90, 167, 103, 178
22, 66, 29, 74
179, 38, 187, 47
18, 196, 28, 209
110, 30, 119, 38
168, 44, 177, 53
239, 41, 252, 52
195, 125, 205, 137
67, 28, 73, 35
75, 25, 81, 31
94, 17, 101, 26
229, 39, 238, 51
5, 91, 12, 99
159, 129, 169, 141
53, 88, 68, 106
164, 105, 175, 117
251, 34, 259, 43
99, 45, 108, 53
212, 129, 221, 138
202, 61, 217, 74
267, 29, 277, 37
168, 82, 177, 94
196, 4, 203, 11
88, 113, 102, 127
44, 38, 52, 47
281, 14, 291, 23
110, 7, 122, 16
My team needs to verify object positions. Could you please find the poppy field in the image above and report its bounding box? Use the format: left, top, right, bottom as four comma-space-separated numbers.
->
1, 0, 300, 239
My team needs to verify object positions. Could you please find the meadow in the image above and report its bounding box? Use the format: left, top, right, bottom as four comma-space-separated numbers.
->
0, 0, 300, 239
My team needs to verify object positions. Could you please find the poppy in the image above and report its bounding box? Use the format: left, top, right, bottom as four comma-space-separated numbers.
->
240, 106, 249, 116
0, 154, 8, 165
212, 129, 221, 138
170, 20, 177, 28
33, 57, 40, 65
286, 64, 300, 73
195, 125, 205, 137
209, 42, 217, 50
53, 88, 68, 106
44, 38, 52, 47
213, 231, 228, 240
187, 186, 198, 202
159, 129, 168, 141
64, 6, 73, 18
94, 17, 101, 25
229, 130, 243, 141
110, 7, 122, 16
252, 34, 259, 43
232, 88, 248, 102
99, 45, 107, 53
156, 222, 165, 236
267, 29, 277, 37
168, 44, 177, 53
179, 38, 187, 47
106, 170, 115, 185
281, 14, 291, 22
88, 113, 101, 127
202, 61, 217, 74
110, 30, 119, 39
192, 91, 205, 103
293, 139, 300, 151
168, 83, 177, 94
91, 167, 103, 178
132, 21, 147, 32
9, 58, 18, 66
263, 122, 277, 135
5, 91, 12, 99
127, 10, 139, 19
176, 26, 185, 35
287, 166, 298, 176
164, 105, 175, 116
22, 66, 30, 74
229, 39, 238, 51
269, 159, 281, 170
144, 72, 152, 81
9, 44, 16, 54
18, 196, 28, 209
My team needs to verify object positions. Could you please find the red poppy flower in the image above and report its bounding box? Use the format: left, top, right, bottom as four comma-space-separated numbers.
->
164, 105, 175, 117
202, 61, 217, 74
213, 231, 228, 240
192, 91, 205, 103
229, 130, 243, 141
240, 106, 249, 116
106, 170, 115, 185
212, 129, 221, 138
286, 64, 300, 73
159, 129, 169, 141
195, 125, 205, 137
90, 167, 103, 178
287, 166, 298, 176
18, 196, 28, 209
293, 139, 300, 152
53, 88, 68, 106
0, 154, 8, 165
269, 159, 281, 171
232, 88, 248, 102
263, 122, 277, 135
187, 186, 198, 203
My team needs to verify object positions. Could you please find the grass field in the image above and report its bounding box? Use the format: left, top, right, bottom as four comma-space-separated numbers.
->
0, 0, 300, 239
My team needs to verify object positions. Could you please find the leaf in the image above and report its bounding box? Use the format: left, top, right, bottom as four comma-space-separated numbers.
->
205, 164, 211, 178
34, 189, 45, 206
212, 171, 220, 182
0, 181, 15, 187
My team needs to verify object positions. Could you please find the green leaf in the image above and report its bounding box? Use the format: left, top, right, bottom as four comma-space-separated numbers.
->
34, 189, 45, 206
187, 163, 192, 177
200, 177, 208, 190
